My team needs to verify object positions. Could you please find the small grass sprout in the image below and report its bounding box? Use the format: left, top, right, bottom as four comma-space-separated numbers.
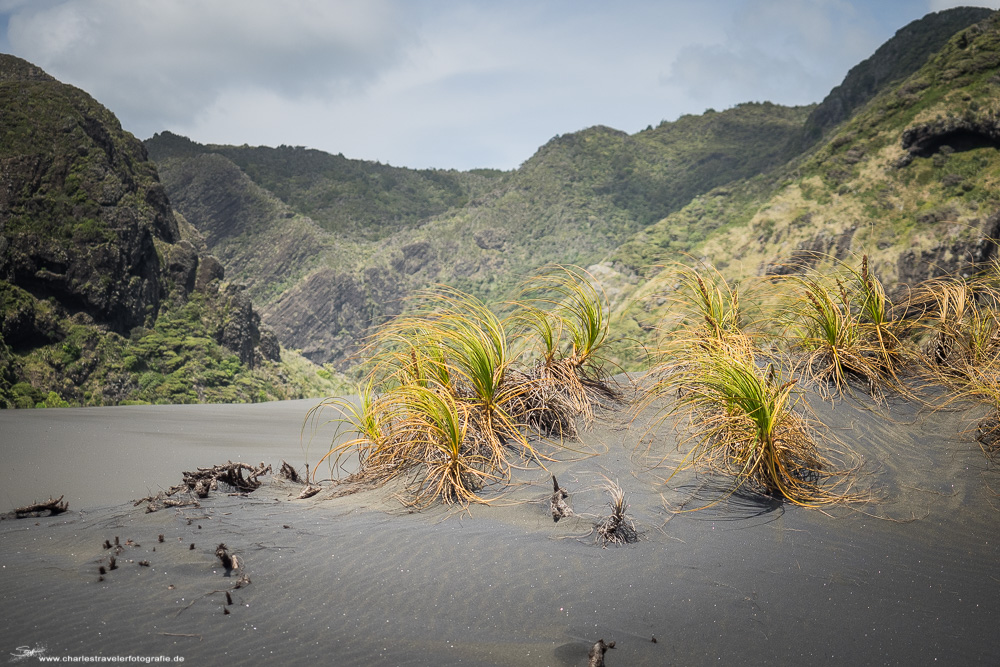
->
595, 478, 638, 545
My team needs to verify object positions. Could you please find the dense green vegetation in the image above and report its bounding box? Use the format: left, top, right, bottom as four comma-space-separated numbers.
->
146, 131, 504, 242
3, 8, 997, 407
0, 54, 346, 408
0, 277, 345, 409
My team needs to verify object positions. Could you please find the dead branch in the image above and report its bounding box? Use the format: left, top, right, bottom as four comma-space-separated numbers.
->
588, 639, 616, 667
14, 496, 68, 518
550, 475, 573, 522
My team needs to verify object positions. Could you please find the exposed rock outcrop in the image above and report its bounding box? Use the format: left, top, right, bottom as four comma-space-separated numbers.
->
899, 113, 1000, 164
0, 54, 279, 371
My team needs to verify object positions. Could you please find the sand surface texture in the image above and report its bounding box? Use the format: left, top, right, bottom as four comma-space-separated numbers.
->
2, 391, 998, 665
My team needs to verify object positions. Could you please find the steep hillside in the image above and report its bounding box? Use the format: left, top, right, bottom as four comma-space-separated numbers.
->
143, 7, 993, 374
146, 131, 504, 242
0, 55, 343, 407
799, 6, 994, 145
148, 103, 810, 366
604, 10, 1000, 350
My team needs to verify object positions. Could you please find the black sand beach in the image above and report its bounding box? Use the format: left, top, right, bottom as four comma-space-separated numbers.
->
2, 392, 999, 665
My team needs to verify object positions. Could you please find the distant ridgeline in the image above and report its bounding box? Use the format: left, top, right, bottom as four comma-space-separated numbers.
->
144, 8, 998, 373
0, 55, 342, 407
2, 6, 998, 407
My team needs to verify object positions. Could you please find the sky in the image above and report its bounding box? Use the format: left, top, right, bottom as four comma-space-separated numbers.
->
1, 0, 998, 171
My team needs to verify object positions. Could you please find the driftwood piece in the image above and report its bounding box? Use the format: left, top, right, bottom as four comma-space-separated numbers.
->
135, 461, 271, 512
183, 461, 271, 494
278, 461, 300, 482
588, 639, 615, 667
550, 475, 573, 522
14, 496, 68, 518
296, 484, 323, 499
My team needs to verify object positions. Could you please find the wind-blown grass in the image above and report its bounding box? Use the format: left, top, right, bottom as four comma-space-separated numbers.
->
515, 266, 621, 433
781, 256, 911, 401
311, 269, 620, 505
654, 343, 856, 506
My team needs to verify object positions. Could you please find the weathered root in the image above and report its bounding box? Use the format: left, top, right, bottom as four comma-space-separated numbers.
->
278, 461, 300, 482
550, 475, 573, 522
135, 461, 271, 512
588, 639, 616, 667
215, 543, 238, 571
14, 495, 68, 518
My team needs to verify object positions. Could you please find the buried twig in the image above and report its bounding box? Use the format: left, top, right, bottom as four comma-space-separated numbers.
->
135, 491, 201, 513
595, 479, 639, 546
588, 639, 616, 667
296, 484, 323, 499
14, 496, 68, 518
550, 475, 573, 522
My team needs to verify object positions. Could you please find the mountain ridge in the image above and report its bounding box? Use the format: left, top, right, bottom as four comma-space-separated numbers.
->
2, 6, 996, 403
0, 54, 343, 407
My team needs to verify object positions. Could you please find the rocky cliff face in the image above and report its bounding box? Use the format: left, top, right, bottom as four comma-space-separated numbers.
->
798, 7, 994, 145
0, 54, 281, 407
0, 55, 175, 336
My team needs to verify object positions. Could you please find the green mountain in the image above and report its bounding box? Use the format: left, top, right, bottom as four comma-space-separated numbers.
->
0, 55, 343, 407
143, 8, 994, 372
3, 7, 994, 403
605, 9, 1000, 348
146, 101, 812, 367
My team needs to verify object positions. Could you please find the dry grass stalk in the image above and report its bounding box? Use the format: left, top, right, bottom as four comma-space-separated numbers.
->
595, 478, 638, 545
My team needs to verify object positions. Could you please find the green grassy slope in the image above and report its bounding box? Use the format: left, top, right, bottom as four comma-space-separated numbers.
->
149, 103, 811, 365
601, 11, 1000, 359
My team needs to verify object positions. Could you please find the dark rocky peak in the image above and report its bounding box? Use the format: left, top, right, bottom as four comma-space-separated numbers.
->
799, 7, 994, 146
0, 57, 179, 333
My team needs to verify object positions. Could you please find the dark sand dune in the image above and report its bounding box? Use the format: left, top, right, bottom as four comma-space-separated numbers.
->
1, 392, 998, 665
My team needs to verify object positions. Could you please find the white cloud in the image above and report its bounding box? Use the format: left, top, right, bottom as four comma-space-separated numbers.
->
662, 0, 882, 108
6, 0, 414, 134
1, 0, 967, 170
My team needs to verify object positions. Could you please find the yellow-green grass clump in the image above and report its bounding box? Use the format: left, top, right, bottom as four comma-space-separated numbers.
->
652, 340, 856, 506
515, 266, 621, 435
780, 255, 913, 401
310, 268, 619, 505
639, 263, 860, 507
